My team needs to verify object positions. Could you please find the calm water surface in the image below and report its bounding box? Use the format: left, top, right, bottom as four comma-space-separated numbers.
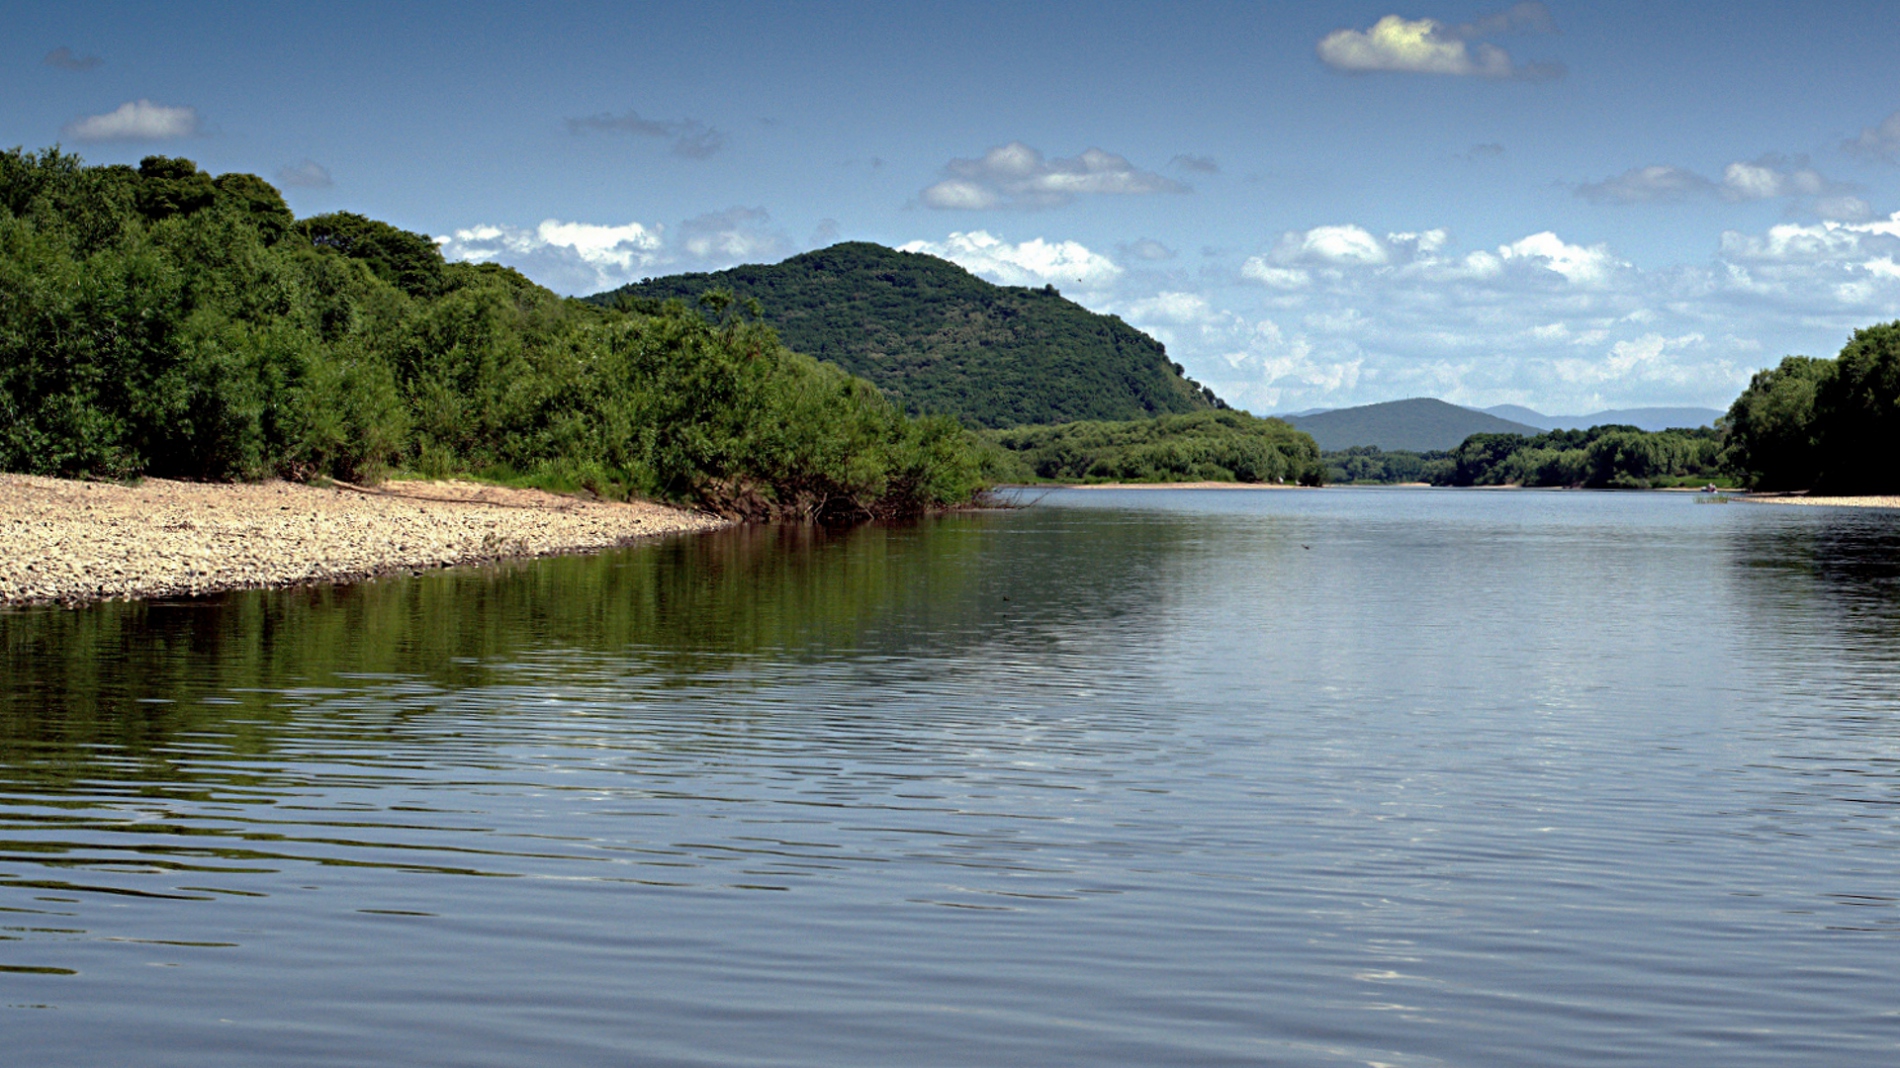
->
3, 488, 1899, 1066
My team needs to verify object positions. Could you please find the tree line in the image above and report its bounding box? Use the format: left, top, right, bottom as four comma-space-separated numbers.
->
0, 148, 985, 520
983, 410, 1325, 485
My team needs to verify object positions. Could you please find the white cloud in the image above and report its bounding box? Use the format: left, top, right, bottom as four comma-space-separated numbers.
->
919, 142, 1186, 210
1273, 224, 1389, 265
437, 219, 665, 294
1498, 232, 1623, 286
1316, 6, 1562, 81
898, 230, 1122, 290
62, 99, 199, 141
1126, 291, 1213, 324
1240, 260, 1311, 289
1146, 216, 1883, 413
436, 206, 797, 295
276, 159, 333, 189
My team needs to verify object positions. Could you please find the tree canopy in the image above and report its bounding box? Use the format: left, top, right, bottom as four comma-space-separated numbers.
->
983, 410, 1324, 485
590, 242, 1225, 429
0, 147, 986, 521
1724, 322, 1900, 494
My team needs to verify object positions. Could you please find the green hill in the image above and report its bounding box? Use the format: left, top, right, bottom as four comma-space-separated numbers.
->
589, 242, 1224, 429
1286, 398, 1541, 451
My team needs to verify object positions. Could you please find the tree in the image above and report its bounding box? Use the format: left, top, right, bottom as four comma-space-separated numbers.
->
1812, 323, 1900, 494
1723, 355, 1830, 489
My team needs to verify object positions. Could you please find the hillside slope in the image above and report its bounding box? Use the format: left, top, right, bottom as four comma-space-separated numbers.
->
590, 242, 1223, 428
1288, 398, 1540, 451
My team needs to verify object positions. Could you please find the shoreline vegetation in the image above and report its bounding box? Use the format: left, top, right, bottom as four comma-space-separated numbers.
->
0, 148, 987, 524
6, 147, 1900, 609
0, 472, 727, 608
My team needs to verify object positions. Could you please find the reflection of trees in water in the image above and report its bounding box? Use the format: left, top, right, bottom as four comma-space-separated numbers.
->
0, 508, 1206, 784
1725, 511, 1900, 678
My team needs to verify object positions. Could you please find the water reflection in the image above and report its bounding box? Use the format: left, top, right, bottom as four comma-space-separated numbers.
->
4, 494, 1900, 1067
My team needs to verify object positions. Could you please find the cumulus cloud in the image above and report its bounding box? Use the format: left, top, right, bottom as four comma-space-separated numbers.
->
1172, 217, 1887, 412
61, 100, 199, 141
438, 219, 666, 294
1316, 4, 1563, 81
918, 142, 1186, 210
1497, 232, 1623, 285
276, 159, 333, 189
436, 207, 794, 295
1845, 110, 1900, 162
898, 231, 1123, 290
43, 46, 101, 71
566, 108, 724, 158
1271, 223, 1390, 265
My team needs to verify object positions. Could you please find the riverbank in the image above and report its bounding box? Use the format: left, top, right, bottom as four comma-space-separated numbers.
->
1012, 481, 1311, 490
0, 474, 729, 608
1744, 492, 1900, 509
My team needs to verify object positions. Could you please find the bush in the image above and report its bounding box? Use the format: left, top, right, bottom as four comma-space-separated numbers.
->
0, 147, 986, 519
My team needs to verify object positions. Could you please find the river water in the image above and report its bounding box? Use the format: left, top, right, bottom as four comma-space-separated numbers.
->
3, 488, 1899, 1066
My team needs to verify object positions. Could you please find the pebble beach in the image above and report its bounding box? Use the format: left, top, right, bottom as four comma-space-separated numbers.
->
0, 474, 729, 608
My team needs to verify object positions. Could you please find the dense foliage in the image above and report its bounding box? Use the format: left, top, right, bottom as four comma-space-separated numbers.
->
0, 148, 985, 520
591, 242, 1224, 429
982, 410, 1325, 485
1436, 426, 1727, 488
1725, 323, 1900, 494
1322, 446, 1453, 485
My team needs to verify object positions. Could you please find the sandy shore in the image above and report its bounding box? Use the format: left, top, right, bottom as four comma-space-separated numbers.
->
1743, 492, 1900, 510
0, 474, 729, 608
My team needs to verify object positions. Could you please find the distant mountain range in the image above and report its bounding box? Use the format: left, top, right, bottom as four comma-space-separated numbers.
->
588, 243, 1222, 429
1284, 399, 1540, 452
1478, 404, 1724, 432
1277, 399, 1725, 451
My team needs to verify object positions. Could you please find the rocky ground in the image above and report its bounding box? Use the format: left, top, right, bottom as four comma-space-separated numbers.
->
0, 474, 730, 607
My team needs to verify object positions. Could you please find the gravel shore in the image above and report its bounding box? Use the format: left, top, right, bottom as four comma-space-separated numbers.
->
0, 474, 730, 608
1742, 492, 1900, 510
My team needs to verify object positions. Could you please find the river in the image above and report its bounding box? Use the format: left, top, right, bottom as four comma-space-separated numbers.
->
3, 488, 1898, 1065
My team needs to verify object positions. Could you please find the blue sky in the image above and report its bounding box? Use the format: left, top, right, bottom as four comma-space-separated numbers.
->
9, 1, 1900, 415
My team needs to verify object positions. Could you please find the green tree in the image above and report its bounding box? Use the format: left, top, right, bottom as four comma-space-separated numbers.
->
1723, 355, 1830, 489
1812, 323, 1900, 494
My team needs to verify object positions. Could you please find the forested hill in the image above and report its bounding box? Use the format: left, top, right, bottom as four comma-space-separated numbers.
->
588, 242, 1225, 429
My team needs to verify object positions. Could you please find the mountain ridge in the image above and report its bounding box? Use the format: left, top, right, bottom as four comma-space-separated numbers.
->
1284, 398, 1541, 452
589, 242, 1222, 429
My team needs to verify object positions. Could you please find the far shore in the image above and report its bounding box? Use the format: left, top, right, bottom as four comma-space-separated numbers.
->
1741, 491, 1900, 510
0, 474, 729, 609
1012, 481, 1312, 491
